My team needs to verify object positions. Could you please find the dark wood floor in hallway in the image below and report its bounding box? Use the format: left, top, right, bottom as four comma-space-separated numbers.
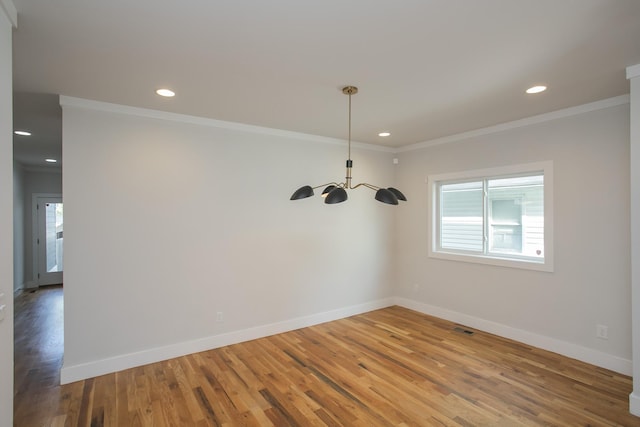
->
13, 286, 640, 426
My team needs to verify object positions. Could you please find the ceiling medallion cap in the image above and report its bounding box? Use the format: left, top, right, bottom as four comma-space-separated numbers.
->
342, 86, 358, 95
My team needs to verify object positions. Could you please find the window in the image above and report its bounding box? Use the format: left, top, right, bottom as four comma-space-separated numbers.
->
428, 162, 553, 271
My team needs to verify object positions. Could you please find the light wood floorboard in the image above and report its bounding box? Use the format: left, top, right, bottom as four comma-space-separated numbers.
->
14, 286, 640, 426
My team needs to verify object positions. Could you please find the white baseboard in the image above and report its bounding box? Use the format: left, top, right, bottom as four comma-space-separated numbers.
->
60, 297, 395, 384
393, 297, 632, 376
23, 281, 37, 290
630, 392, 640, 416
14, 281, 37, 296
61, 296, 633, 384
13, 280, 38, 297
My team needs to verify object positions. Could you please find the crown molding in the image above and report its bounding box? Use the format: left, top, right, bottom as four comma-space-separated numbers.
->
627, 64, 640, 80
59, 96, 396, 154
60, 94, 630, 157
397, 95, 630, 153
0, 0, 17, 28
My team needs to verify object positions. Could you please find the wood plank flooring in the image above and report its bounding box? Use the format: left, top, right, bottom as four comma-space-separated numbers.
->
14, 286, 640, 426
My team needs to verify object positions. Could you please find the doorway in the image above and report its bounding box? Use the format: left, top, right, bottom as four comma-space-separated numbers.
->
33, 194, 63, 286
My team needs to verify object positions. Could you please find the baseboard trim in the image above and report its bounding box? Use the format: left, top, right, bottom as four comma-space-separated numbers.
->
61, 296, 633, 384
630, 392, 640, 416
23, 281, 37, 290
60, 298, 395, 384
393, 297, 633, 376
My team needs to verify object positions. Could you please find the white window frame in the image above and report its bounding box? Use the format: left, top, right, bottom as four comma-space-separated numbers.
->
428, 161, 554, 272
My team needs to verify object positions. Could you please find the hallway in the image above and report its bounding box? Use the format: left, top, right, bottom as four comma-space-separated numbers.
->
13, 286, 64, 425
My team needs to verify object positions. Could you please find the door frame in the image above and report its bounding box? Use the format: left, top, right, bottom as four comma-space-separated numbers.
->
32, 193, 63, 287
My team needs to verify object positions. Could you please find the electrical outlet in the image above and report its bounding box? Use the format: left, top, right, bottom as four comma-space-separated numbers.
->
596, 324, 608, 340
216, 312, 224, 322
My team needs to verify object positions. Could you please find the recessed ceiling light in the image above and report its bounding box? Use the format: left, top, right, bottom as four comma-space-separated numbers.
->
45, 158, 57, 163
156, 88, 175, 97
378, 132, 391, 137
14, 130, 31, 136
526, 85, 547, 94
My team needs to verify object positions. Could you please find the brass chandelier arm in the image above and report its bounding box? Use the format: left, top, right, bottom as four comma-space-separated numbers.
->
309, 181, 383, 191
311, 182, 345, 190
350, 182, 380, 191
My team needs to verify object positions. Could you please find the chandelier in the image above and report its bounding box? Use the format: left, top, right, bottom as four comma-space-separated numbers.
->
290, 86, 407, 205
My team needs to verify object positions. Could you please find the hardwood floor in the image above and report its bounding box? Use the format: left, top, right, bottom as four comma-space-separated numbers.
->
14, 286, 639, 426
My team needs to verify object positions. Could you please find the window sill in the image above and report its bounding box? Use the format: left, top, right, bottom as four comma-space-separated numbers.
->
428, 250, 553, 272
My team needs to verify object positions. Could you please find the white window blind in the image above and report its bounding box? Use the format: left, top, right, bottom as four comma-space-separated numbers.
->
440, 181, 483, 251
429, 162, 552, 272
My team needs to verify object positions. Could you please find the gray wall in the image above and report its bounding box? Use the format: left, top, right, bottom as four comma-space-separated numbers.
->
59, 95, 633, 382
13, 162, 24, 292
0, 1, 16, 424
627, 64, 640, 415
395, 101, 631, 369
61, 98, 397, 380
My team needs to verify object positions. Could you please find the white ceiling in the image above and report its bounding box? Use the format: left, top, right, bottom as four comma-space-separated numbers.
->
12, 0, 640, 169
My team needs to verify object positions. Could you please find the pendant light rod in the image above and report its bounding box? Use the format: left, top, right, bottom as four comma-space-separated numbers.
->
344, 85, 357, 162
344, 86, 357, 190
289, 85, 407, 205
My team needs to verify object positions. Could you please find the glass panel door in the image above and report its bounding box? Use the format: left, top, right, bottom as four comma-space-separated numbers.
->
45, 202, 63, 273
37, 197, 63, 286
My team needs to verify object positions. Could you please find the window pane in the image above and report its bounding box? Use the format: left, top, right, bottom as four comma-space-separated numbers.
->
489, 199, 522, 253
487, 175, 543, 258
45, 203, 64, 272
440, 181, 483, 252
488, 175, 543, 188
429, 162, 551, 271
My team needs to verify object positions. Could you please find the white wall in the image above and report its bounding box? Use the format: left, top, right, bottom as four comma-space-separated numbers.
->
628, 63, 640, 416
13, 161, 25, 293
60, 94, 634, 385
0, 1, 16, 425
60, 98, 397, 382
394, 99, 632, 373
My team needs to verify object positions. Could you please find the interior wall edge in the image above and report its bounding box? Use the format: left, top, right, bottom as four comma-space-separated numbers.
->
0, 0, 16, 27
630, 392, 640, 416
627, 62, 640, 417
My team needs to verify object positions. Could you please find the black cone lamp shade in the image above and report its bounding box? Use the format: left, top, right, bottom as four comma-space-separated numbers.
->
321, 185, 336, 197
290, 185, 314, 200
289, 86, 407, 206
324, 187, 348, 204
375, 188, 399, 205
387, 187, 407, 202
